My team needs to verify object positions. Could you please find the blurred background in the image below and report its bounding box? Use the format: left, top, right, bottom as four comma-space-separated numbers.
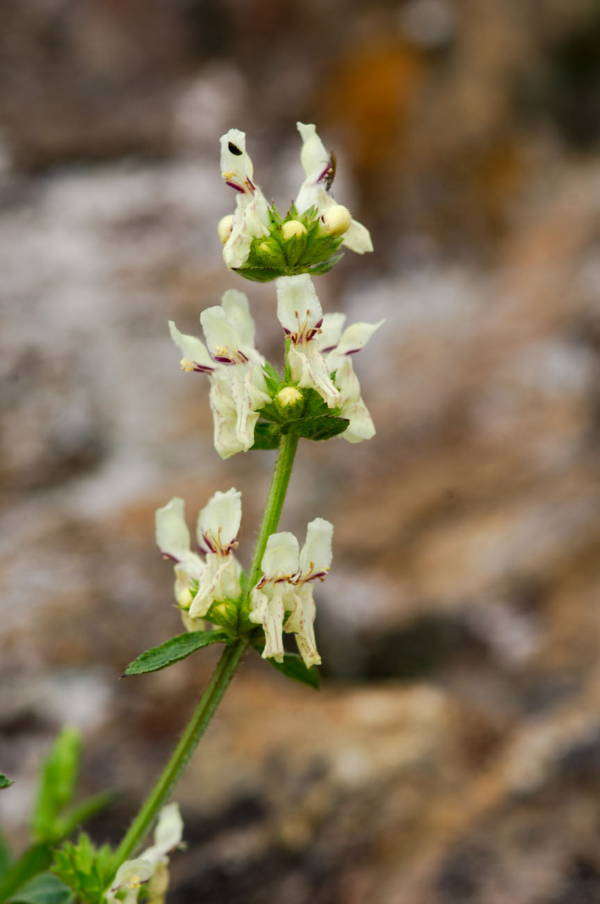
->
1, 0, 599, 901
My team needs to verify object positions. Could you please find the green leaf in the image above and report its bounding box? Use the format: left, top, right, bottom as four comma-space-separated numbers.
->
124, 630, 229, 676
307, 252, 345, 275
252, 641, 320, 690
51, 835, 113, 904
0, 773, 13, 790
0, 845, 53, 902
286, 415, 349, 441
32, 730, 82, 843
251, 422, 281, 450
262, 361, 281, 397
0, 828, 12, 883
7, 872, 74, 904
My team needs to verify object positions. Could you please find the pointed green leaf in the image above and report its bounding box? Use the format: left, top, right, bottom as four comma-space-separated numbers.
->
251, 422, 281, 450
7, 872, 74, 904
286, 415, 349, 441
262, 361, 281, 396
51, 835, 113, 904
252, 641, 320, 689
124, 630, 229, 676
0, 828, 12, 883
0, 773, 13, 790
32, 729, 81, 843
0, 845, 53, 902
307, 252, 345, 275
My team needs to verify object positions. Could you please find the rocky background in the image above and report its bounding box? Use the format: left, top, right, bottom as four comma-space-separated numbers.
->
1, 1, 599, 902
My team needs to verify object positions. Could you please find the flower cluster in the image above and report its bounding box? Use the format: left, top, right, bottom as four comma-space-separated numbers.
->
156, 488, 333, 669
156, 489, 242, 631
170, 276, 382, 459
218, 122, 373, 280
249, 518, 333, 668
154, 123, 381, 675
107, 804, 183, 904
169, 290, 269, 459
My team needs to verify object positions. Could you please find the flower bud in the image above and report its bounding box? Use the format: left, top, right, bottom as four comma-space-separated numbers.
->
281, 220, 308, 240
217, 214, 234, 245
319, 205, 352, 237
277, 386, 303, 407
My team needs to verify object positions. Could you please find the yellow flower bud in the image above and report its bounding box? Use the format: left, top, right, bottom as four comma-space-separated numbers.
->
217, 214, 234, 245
277, 386, 303, 407
281, 220, 307, 240
176, 586, 193, 609
319, 205, 352, 237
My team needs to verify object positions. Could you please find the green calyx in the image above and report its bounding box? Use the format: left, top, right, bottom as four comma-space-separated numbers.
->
234, 204, 345, 282
252, 381, 349, 449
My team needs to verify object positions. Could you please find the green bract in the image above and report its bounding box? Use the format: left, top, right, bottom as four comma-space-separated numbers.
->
232, 204, 345, 282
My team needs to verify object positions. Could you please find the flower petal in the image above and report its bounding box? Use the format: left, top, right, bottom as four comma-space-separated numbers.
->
284, 584, 321, 668
297, 122, 330, 183
330, 319, 384, 360
156, 498, 191, 562
189, 554, 241, 618
276, 274, 323, 336
209, 371, 246, 459
169, 321, 214, 373
220, 129, 254, 190
260, 531, 300, 580
342, 218, 374, 254
197, 487, 242, 552
318, 312, 346, 353
200, 306, 241, 361
299, 518, 333, 576
288, 345, 340, 408
335, 358, 376, 443
220, 289, 256, 350
108, 859, 153, 904
142, 803, 183, 864
249, 584, 285, 662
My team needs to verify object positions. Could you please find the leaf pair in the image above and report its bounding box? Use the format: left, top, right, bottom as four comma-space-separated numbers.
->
124, 630, 320, 690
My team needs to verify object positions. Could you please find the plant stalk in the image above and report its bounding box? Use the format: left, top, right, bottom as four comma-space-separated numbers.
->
111, 429, 299, 869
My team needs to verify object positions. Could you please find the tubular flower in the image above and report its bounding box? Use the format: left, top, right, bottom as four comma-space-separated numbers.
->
220, 128, 271, 269
107, 804, 183, 904
276, 274, 341, 408
319, 313, 385, 443
169, 288, 270, 458
155, 489, 242, 625
295, 122, 373, 254
249, 518, 333, 668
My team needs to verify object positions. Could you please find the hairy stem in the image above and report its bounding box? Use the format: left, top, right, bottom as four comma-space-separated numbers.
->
112, 637, 248, 868
247, 430, 299, 590
111, 430, 299, 870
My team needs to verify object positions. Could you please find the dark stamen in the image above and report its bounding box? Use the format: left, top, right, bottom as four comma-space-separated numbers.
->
228, 142, 243, 156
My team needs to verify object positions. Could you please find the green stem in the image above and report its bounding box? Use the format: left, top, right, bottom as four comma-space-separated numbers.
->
247, 430, 299, 590
111, 431, 299, 869
112, 638, 248, 868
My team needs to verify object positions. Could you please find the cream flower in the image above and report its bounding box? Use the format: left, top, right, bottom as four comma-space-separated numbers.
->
156, 489, 242, 625
169, 288, 270, 459
249, 518, 333, 668
220, 129, 271, 269
319, 314, 384, 443
106, 804, 183, 904
295, 122, 373, 254
276, 275, 341, 408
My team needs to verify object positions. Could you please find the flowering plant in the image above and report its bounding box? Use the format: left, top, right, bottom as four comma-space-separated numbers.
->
0, 123, 381, 903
